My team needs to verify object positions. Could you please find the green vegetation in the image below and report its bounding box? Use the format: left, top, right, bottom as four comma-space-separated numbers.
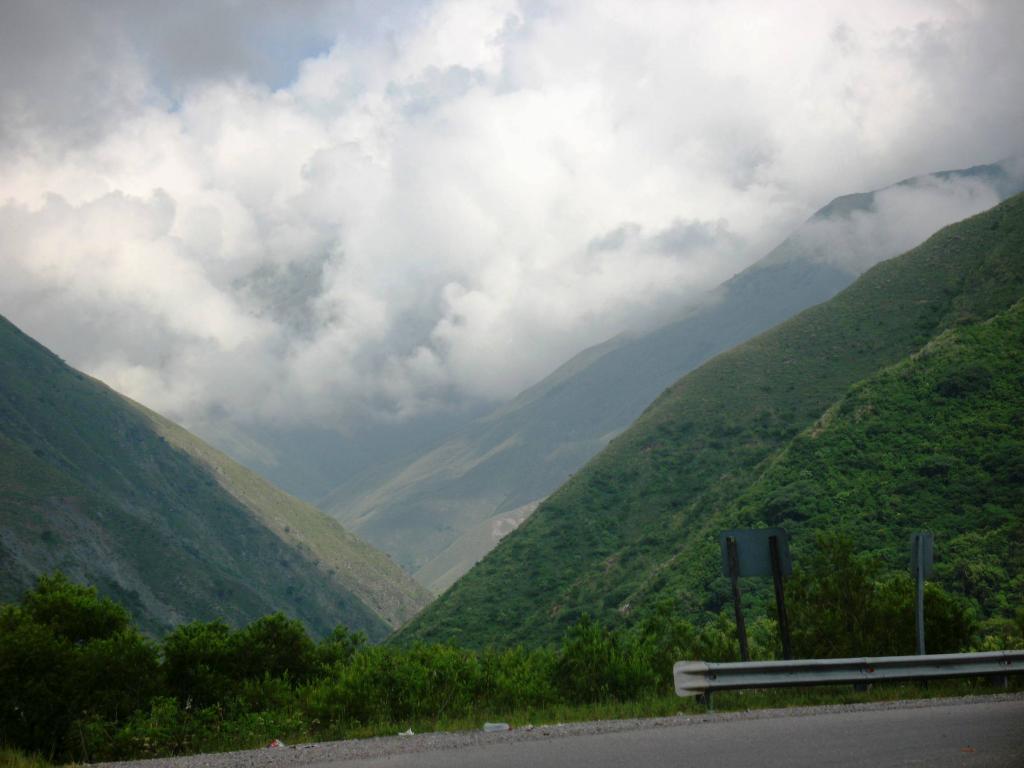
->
2, 568, 1014, 763
0, 748, 54, 768
136, 407, 431, 631
729, 301, 1024, 634
4, 176, 1023, 766
399, 192, 1024, 647
324, 241, 854, 589
0, 575, 159, 759
322, 161, 1024, 594
0, 314, 428, 638
784, 534, 981, 658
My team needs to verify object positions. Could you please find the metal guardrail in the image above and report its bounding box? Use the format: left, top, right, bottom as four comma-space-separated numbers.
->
675, 651, 1023, 702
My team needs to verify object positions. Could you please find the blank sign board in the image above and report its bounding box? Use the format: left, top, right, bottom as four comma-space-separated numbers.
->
719, 528, 793, 578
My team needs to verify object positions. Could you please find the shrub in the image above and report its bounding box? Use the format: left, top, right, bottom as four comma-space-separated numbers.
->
232, 613, 316, 682
305, 644, 485, 727
20, 573, 129, 645
787, 533, 975, 658
633, 601, 699, 689
0, 574, 159, 760
161, 620, 237, 708
316, 625, 367, 670
477, 646, 558, 710
71, 629, 161, 724
78, 696, 308, 762
554, 615, 658, 703
0, 606, 73, 757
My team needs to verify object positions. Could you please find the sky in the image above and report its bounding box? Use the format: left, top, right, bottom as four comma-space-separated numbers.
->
1, 0, 1023, 431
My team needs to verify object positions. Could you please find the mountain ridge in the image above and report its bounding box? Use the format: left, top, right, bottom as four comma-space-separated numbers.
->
0, 315, 429, 638
323, 159, 1024, 593
396, 190, 1024, 646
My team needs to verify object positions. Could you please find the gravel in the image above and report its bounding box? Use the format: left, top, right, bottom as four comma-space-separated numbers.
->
88, 692, 1024, 768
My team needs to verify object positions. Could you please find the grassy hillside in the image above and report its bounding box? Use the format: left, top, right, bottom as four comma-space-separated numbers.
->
134, 407, 430, 629
325, 160, 1022, 593
397, 191, 1024, 647
0, 316, 428, 638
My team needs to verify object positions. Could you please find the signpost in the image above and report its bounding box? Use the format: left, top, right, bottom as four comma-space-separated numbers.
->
714, 529, 937, 667
725, 536, 749, 661
911, 532, 933, 656
719, 528, 793, 660
768, 535, 793, 662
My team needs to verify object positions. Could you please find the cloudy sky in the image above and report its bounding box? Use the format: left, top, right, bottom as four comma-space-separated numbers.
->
1, 0, 1023, 431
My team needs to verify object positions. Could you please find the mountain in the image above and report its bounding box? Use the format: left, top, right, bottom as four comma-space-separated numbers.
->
397, 190, 1024, 647
722, 299, 1024, 618
0, 315, 431, 638
322, 159, 1024, 593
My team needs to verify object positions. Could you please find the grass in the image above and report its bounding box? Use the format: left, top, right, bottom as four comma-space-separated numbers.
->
318, 677, 1024, 741
0, 749, 56, 768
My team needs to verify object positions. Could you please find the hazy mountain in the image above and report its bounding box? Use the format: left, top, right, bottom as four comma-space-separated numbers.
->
0, 315, 430, 638
398, 191, 1024, 646
321, 159, 1024, 593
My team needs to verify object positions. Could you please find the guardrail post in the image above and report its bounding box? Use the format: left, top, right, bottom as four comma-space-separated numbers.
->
698, 691, 714, 711
988, 673, 1009, 689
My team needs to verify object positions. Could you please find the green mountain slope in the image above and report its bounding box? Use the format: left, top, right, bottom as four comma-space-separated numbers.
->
398, 191, 1024, 647
328, 257, 852, 589
721, 300, 1024, 617
325, 160, 1023, 593
0, 317, 430, 638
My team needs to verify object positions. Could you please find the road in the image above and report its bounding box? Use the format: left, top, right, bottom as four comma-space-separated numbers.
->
96, 695, 1024, 768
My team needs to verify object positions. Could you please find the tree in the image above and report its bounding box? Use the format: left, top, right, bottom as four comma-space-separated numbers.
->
161, 620, 236, 707
21, 572, 129, 644
786, 533, 974, 658
0, 573, 159, 759
232, 612, 316, 682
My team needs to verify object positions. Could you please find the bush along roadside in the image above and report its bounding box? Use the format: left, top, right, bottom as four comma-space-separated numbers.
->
1, 541, 1019, 764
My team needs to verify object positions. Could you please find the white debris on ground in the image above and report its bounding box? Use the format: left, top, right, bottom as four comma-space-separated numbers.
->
398, 728, 415, 736
482, 722, 510, 732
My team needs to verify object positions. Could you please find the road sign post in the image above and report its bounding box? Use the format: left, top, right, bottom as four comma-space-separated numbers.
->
719, 528, 793, 661
911, 532, 933, 656
768, 534, 792, 660
726, 536, 750, 662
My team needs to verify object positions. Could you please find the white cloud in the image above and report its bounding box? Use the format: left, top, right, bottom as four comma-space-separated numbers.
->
1, 0, 1022, 428
789, 173, 1008, 273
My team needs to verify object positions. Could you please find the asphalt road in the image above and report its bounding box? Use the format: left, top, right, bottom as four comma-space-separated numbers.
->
333, 698, 1023, 768
95, 695, 1024, 768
